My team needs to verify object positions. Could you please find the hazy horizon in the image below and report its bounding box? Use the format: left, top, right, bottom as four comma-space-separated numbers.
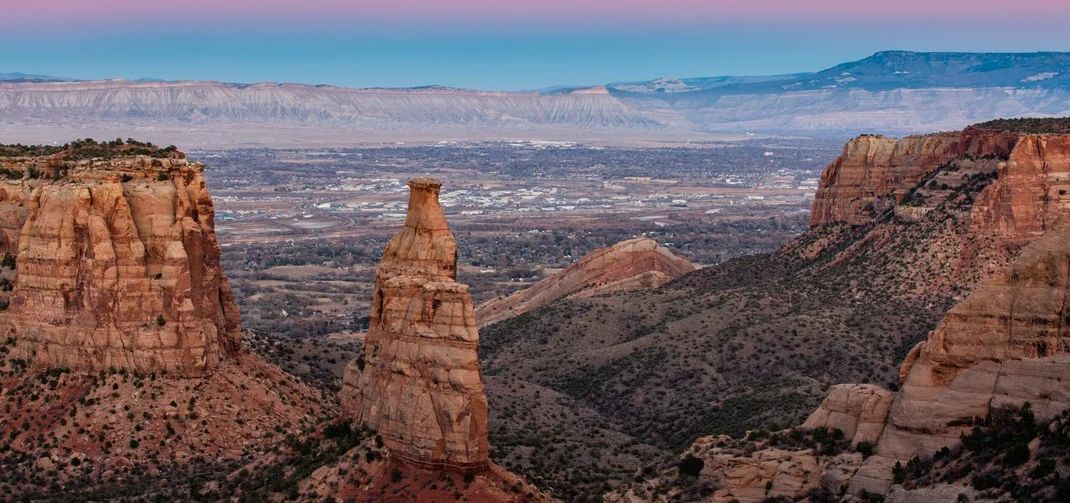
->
4, 1, 1070, 90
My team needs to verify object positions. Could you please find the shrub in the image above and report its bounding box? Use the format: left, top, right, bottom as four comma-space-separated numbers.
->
678, 454, 704, 477
1003, 442, 1030, 467
855, 441, 874, 458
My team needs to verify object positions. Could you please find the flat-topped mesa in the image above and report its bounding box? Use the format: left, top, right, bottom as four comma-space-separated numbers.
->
476, 237, 697, 327
0, 154, 241, 375
341, 177, 489, 471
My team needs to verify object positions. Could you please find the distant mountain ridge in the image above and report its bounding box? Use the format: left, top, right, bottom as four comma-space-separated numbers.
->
609, 51, 1070, 136
3, 51, 1070, 146
610, 51, 1070, 97
0, 72, 72, 83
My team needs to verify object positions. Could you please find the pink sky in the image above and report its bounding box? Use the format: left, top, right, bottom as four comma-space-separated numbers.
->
7, 0, 1069, 26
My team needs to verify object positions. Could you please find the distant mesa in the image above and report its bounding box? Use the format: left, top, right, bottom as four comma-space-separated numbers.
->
5, 52, 1070, 146
475, 237, 697, 327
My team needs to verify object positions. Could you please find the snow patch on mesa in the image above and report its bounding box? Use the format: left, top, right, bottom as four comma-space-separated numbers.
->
612, 77, 698, 94
1023, 72, 1059, 83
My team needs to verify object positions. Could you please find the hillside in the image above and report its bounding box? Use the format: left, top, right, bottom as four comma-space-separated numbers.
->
479, 124, 1070, 501
476, 238, 696, 327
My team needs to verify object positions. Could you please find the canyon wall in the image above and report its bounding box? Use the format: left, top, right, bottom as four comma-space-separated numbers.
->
609, 129, 1070, 502
340, 178, 490, 471
809, 130, 1070, 496
475, 237, 696, 327
0, 156, 240, 375
971, 134, 1070, 238
810, 130, 1019, 227
849, 218, 1070, 494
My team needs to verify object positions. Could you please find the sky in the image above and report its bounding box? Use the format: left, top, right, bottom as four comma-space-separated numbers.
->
3, 1, 1070, 90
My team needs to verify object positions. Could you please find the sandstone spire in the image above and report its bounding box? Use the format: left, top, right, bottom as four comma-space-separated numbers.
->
341, 177, 489, 470
0, 156, 241, 375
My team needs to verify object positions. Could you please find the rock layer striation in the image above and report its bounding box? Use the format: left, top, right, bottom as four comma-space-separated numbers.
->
849, 218, 1070, 494
341, 178, 489, 470
810, 130, 1019, 227
475, 237, 696, 327
0, 155, 240, 375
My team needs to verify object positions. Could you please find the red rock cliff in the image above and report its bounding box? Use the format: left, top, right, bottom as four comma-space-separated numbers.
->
0, 156, 240, 375
340, 178, 489, 471
811, 130, 1019, 227
971, 134, 1070, 238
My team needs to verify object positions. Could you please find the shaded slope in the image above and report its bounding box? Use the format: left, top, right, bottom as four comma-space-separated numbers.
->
479, 129, 1044, 501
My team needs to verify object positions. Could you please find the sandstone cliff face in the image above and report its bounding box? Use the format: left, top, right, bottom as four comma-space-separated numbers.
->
810, 130, 1019, 227
0, 156, 240, 375
340, 178, 489, 470
607, 129, 1070, 503
849, 219, 1070, 494
801, 384, 893, 447
971, 134, 1070, 238
804, 130, 1070, 497
475, 237, 696, 327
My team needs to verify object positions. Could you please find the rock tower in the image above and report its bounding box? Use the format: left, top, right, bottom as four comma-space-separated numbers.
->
341, 178, 489, 470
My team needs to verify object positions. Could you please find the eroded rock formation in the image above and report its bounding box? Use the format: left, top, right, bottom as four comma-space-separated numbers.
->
609, 127, 1070, 502
341, 177, 489, 470
0, 155, 240, 375
475, 237, 696, 327
801, 384, 893, 447
849, 218, 1070, 494
971, 134, 1070, 238
810, 130, 1019, 227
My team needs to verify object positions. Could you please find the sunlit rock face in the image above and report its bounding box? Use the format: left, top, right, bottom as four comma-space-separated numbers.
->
0, 156, 240, 375
810, 130, 1020, 227
475, 237, 697, 327
341, 177, 490, 470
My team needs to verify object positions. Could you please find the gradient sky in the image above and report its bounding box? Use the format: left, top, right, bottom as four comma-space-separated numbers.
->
3, 1, 1070, 89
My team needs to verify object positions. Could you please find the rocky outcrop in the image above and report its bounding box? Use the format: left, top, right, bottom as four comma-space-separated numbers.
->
807, 130, 1070, 496
810, 130, 1019, 227
340, 178, 489, 470
971, 134, 1070, 238
475, 238, 696, 327
0, 155, 240, 375
801, 384, 893, 447
849, 218, 1070, 494
605, 433, 865, 503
